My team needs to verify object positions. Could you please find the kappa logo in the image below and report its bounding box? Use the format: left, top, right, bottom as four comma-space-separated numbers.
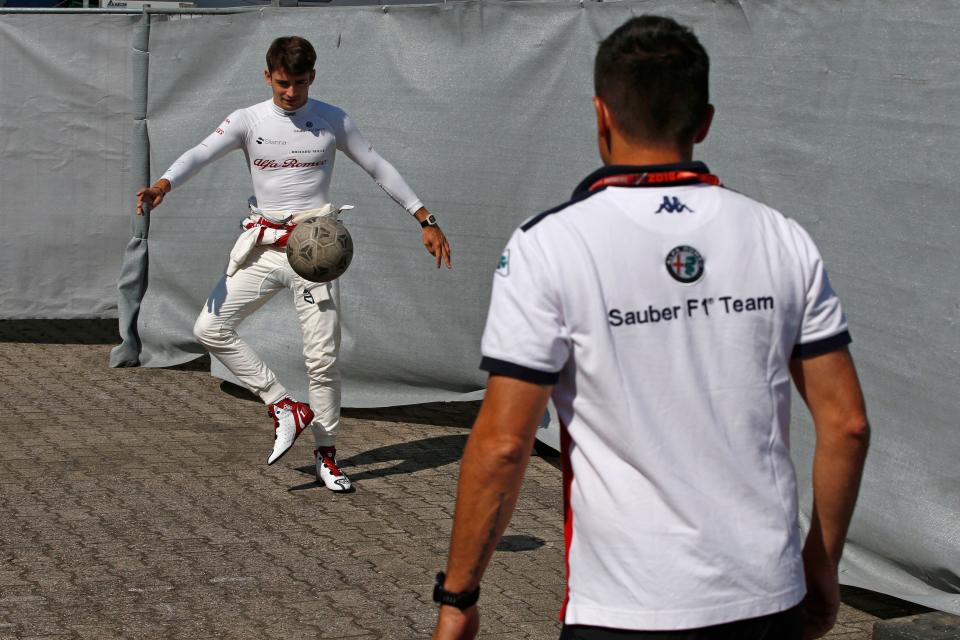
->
303, 290, 315, 305
656, 196, 694, 214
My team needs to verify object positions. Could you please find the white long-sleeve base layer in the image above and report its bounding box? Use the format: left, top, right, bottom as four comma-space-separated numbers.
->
161, 98, 423, 214
162, 98, 424, 447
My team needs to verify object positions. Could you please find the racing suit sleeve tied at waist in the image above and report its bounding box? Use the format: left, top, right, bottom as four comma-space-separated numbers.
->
224, 203, 351, 304
225, 214, 297, 277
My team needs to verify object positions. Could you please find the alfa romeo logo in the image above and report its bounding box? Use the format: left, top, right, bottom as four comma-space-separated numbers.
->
665, 245, 704, 284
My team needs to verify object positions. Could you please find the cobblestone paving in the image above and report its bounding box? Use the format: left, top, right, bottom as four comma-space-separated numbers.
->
0, 321, 923, 639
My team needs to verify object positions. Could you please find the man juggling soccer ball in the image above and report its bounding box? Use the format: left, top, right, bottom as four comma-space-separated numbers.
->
136, 36, 452, 492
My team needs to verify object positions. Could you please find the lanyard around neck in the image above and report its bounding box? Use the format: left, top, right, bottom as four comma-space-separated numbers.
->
589, 170, 721, 192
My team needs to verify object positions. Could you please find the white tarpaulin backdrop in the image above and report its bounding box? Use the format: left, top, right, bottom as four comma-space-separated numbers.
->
1, 0, 958, 615
0, 13, 138, 318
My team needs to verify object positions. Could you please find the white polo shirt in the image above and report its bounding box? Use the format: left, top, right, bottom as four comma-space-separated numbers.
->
480, 162, 850, 631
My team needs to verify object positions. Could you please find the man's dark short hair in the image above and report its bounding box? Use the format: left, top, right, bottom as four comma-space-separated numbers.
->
266, 36, 317, 75
594, 16, 710, 148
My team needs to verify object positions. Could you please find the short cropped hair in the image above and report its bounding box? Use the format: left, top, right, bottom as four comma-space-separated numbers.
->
594, 16, 710, 147
266, 36, 317, 75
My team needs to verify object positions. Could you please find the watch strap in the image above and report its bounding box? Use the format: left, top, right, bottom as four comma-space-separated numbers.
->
419, 213, 438, 228
433, 572, 479, 609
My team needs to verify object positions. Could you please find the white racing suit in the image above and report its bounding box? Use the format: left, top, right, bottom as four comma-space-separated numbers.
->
159, 97, 424, 448
193, 205, 344, 447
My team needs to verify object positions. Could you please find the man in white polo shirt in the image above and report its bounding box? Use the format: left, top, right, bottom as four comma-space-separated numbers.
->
136, 36, 451, 492
432, 15, 869, 640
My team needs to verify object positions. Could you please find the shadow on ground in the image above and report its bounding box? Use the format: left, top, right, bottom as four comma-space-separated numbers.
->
342, 403, 480, 428
0, 319, 120, 344
220, 379, 261, 401
497, 535, 545, 552
219, 385, 481, 430
289, 434, 469, 491
839, 585, 933, 619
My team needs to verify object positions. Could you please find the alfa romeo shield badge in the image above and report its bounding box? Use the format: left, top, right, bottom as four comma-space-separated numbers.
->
665, 245, 704, 284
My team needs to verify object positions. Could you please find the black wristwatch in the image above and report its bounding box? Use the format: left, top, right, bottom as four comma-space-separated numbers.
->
419, 213, 438, 228
433, 572, 480, 609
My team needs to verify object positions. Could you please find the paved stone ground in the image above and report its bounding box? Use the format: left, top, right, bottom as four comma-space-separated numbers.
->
0, 321, 930, 639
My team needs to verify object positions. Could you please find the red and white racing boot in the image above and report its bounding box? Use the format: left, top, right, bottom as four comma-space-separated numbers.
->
314, 447, 352, 492
266, 397, 314, 465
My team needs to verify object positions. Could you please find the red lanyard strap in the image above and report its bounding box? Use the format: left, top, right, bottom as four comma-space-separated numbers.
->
589, 171, 721, 192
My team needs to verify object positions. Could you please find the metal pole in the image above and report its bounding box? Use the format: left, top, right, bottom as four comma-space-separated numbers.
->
0, 6, 261, 13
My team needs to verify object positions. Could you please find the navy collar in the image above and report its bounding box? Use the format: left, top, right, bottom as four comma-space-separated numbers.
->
572, 161, 713, 198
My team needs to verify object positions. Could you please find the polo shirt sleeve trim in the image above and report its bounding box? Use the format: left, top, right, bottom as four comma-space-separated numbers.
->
521, 190, 596, 232
479, 357, 560, 385
791, 330, 852, 359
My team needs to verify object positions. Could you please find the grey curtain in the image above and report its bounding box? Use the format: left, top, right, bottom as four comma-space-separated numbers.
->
1, 0, 958, 614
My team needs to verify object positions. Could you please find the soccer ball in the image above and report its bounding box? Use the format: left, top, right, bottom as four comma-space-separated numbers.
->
285, 217, 354, 283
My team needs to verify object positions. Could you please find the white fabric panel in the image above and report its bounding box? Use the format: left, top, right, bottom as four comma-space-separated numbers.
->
699, 2, 960, 615
131, 3, 960, 612
136, 5, 604, 407
0, 14, 138, 318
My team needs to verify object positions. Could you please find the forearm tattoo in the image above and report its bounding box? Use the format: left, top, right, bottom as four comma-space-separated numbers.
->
471, 491, 507, 579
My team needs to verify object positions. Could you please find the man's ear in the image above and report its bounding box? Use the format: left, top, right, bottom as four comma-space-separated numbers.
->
264, 69, 272, 86
694, 104, 715, 144
594, 96, 611, 139
594, 96, 613, 162
309, 70, 316, 85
